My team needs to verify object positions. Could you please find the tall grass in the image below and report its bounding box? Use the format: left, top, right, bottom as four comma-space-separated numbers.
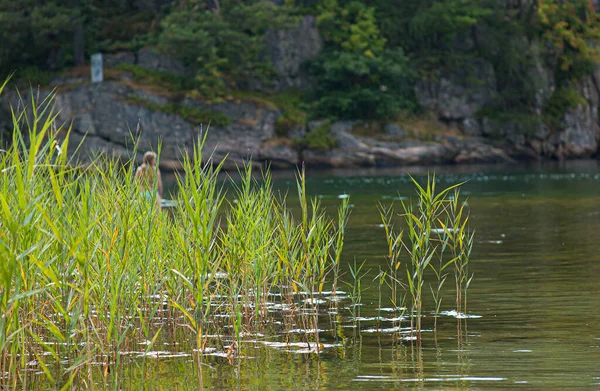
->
0, 87, 351, 389
0, 82, 475, 389
379, 174, 474, 341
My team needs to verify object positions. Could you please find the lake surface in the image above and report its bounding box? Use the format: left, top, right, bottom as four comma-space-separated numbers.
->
138, 161, 600, 390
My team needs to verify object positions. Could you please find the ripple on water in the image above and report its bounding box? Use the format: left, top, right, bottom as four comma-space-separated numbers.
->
439, 310, 482, 319
352, 376, 508, 383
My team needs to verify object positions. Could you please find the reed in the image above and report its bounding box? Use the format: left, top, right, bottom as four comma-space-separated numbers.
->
380, 174, 474, 341
0, 82, 475, 388
0, 88, 351, 389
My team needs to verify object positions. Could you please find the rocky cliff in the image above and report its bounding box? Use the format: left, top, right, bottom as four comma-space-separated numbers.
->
0, 76, 517, 170
1, 12, 599, 169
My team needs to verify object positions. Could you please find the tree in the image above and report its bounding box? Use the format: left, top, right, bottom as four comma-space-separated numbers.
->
537, 0, 600, 82
310, 0, 416, 120
310, 48, 416, 119
0, 0, 74, 73
157, 0, 298, 91
73, 0, 86, 66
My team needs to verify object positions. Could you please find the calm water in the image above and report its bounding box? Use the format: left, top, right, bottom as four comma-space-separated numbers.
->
136, 161, 600, 390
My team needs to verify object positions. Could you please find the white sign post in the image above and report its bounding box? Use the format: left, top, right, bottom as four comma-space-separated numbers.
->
91, 53, 103, 83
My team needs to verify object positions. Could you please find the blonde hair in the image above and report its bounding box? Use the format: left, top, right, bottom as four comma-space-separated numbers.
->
143, 151, 157, 166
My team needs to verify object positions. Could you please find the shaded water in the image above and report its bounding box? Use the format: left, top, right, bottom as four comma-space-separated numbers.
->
112, 162, 600, 389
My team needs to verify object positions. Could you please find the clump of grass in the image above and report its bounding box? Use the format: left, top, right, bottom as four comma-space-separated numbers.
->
125, 94, 231, 127
275, 112, 304, 136
229, 89, 308, 137
293, 121, 337, 150
380, 174, 474, 342
116, 63, 193, 92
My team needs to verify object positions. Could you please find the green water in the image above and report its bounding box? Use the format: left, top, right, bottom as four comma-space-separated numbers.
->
133, 162, 600, 390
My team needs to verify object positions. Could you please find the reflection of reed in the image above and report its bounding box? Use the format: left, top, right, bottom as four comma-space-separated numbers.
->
409, 342, 425, 387
457, 316, 471, 379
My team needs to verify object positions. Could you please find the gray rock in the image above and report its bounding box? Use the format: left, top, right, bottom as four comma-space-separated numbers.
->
461, 118, 483, 137
287, 124, 306, 139
528, 41, 555, 113
137, 47, 187, 76
534, 123, 550, 140
453, 143, 514, 164
370, 143, 454, 166
555, 76, 599, 158
299, 119, 516, 167
415, 57, 496, 121
263, 16, 323, 91
330, 121, 355, 135
529, 139, 543, 155
258, 142, 298, 169
302, 148, 375, 168
334, 129, 366, 151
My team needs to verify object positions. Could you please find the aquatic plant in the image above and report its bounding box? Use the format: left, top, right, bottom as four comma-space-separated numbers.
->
380, 174, 474, 341
0, 86, 351, 389
0, 79, 476, 389
346, 258, 367, 334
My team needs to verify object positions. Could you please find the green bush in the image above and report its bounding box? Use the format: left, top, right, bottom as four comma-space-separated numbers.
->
317, 0, 386, 57
275, 115, 300, 137
543, 87, 587, 130
0, 0, 74, 73
293, 121, 337, 150
15, 67, 56, 87
537, 0, 600, 82
311, 0, 417, 120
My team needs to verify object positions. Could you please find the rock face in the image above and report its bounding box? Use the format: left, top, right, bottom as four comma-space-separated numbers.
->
0, 80, 294, 170
0, 76, 520, 170
301, 121, 513, 168
262, 16, 323, 91
104, 52, 136, 68
414, 39, 600, 161
558, 76, 600, 157
415, 58, 497, 121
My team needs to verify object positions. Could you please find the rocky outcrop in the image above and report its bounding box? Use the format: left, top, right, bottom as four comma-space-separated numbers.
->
2, 28, 598, 168
415, 37, 600, 161
104, 52, 136, 68
300, 121, 513, 168
0, 75, 520, 170
0, 80, 295, 170
262, 16, 323, 92
105, 15, 323, 93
